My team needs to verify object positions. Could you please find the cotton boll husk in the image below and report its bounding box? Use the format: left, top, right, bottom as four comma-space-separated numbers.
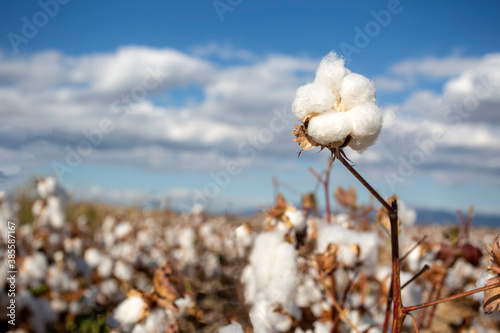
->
307, 111, 353, 146
219, 322, 244, 333
292, 82, 337, 121
315, 52, 349, 96
340, 73, 376, 110
347, 104, 382, 152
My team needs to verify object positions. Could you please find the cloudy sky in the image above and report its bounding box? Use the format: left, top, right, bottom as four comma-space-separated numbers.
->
1, 0, 500, 216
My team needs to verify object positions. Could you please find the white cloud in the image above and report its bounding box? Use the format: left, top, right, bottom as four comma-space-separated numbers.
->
190, 42, 257, 61
2, 45, 500, 197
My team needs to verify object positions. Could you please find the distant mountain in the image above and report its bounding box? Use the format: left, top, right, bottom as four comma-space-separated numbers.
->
416, 208, 500, 228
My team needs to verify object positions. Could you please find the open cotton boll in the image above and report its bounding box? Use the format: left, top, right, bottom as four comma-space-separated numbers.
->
98, 256, 114, 278
107, 295, 148, 331
285, 209, 306, 232
340, 73, 376, 110
292, 82, 337, 121
315, 51, 349, 95
84, 248, 101, 269
307, 111, 353, 146
219, 322, 244, 333
397, 199, 416, 227
37, 177, 59, 199
114, 221, 132, 239
316, 223, 378, 274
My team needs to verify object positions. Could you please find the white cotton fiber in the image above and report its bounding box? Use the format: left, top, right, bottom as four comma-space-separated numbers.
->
292, 82, 336, 121
397, 199, 417, 227
316, 223, 378, 274
285, 209, 306, 233
37, 177, 58, 199
292, 51, 383, 152
219, 322, 244, 333
347, 104, 383, 151
307, 111, 353, 145
108, 295, 147, 330
84, 248, 101, 269
340, 73, 376, 110
315, 52, 349, 94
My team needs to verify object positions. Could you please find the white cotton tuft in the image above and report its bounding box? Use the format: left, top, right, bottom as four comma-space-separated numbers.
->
37, 177, 59, 199
113, 260, 133, 281
98, 256, 114, 278
307, 111, 353, 145
285, 209, 306, 232
340, 73, 376, 110
108, 295, 148, 330
397, 199, 417, 227
316, 223, 378, 274
114, 221, 132, 239
84, 248, 101, 269
347, 104, 383, 151
315, 52, 349, 95
292, 82, 336, 121
219, 322, 244, 333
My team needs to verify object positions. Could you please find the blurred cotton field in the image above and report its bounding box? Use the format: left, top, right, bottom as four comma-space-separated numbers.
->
1, 176, 499, 332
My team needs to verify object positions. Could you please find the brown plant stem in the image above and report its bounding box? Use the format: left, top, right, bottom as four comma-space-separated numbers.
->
389, 200, 405, 333
403, 281, 500, 313
402, 265, 430, 290
308, 157, 333, 223
334, 149, 393, 213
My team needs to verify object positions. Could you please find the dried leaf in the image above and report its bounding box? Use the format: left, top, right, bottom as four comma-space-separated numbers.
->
314, 243, 338, 275
334, 186, 357, 209
486, 235, 500, 275
268, 193, 287, 219
153, 262, 184, 303
483, 276, 500, 314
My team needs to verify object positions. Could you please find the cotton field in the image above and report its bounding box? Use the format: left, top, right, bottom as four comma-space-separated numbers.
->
1, 176, 499, 332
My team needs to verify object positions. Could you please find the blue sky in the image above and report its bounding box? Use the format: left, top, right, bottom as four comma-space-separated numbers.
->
1, 0, 500, 217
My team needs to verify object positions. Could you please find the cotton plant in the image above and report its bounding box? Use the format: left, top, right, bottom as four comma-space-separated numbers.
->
32, 176, 67, 229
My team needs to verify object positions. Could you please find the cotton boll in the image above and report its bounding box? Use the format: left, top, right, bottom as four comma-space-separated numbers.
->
84, 248, 101, 269
37, 177, 59, 199
20, 251, 48, 288
219, 322, 244, 333
337, 245, 359, 268
98, 256, 114, 279
108, 295, 148, 331
296, 276, 322, 307
307, 111, 353, 146
285, 209, 306, 233
348, 104, 383, 152
340, 73, 376, 110
114, 260, 133, 281
114, 221, 133, 239
313, 321, 333, 333
315, 52, 349, 95
292, 82, 337, 121
132, 308, 174, 333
